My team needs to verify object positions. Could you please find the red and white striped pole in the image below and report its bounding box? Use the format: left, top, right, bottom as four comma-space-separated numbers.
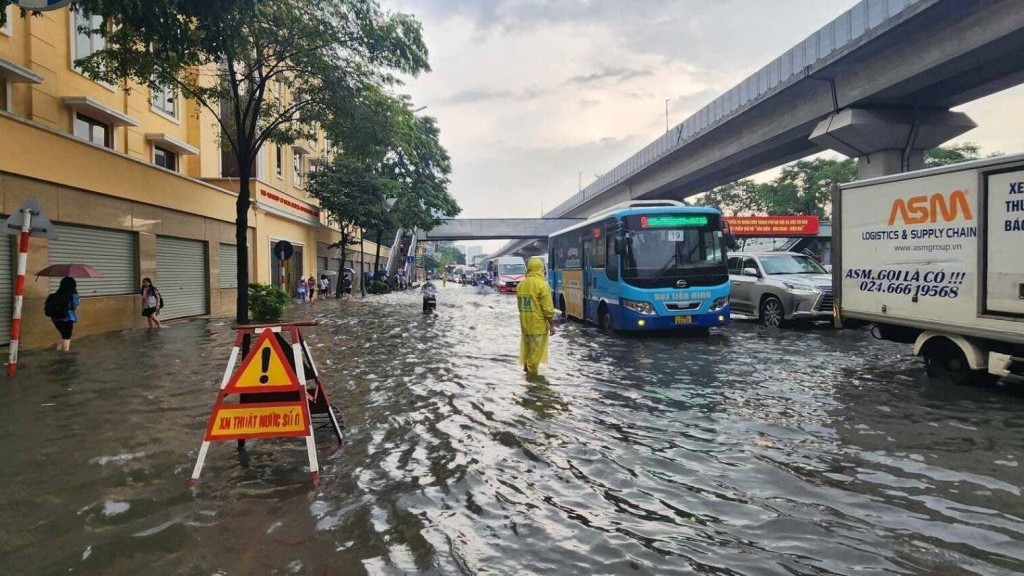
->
7, 208, 33, 377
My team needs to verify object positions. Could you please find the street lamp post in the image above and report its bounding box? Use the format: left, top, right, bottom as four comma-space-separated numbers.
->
665, 98, 672, 133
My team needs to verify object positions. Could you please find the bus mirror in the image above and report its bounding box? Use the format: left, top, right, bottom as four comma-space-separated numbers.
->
613, 235, 624, 254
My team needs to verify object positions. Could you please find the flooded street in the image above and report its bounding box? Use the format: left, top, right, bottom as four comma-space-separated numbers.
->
2, 284, 1023, 576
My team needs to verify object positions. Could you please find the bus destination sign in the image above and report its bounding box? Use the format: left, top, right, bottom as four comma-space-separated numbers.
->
640, 215, 709, 228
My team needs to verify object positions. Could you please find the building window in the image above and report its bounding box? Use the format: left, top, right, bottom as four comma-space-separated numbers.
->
0, 81, 8, 113
73, 113, 110, 147
293, 152, 303, 188
275, 145, 283, 177
150, 83, 177, 118
72, 11, 106, 66
2, 6, 12, 36
154, 146, 177, 171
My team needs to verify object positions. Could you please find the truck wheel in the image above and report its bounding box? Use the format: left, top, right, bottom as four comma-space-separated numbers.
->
922, 339, 997, 386
759, 296, 785, 328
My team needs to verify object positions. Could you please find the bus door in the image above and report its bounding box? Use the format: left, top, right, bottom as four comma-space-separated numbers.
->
582, 237, 593, 320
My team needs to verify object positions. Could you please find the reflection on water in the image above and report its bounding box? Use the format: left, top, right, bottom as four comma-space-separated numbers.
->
1, 285, 1022, 575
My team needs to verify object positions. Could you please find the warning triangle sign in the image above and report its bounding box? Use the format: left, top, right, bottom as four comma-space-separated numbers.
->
224, 329, 302, 393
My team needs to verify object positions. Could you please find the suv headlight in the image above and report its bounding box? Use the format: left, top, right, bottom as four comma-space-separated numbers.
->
782, 281, 819, 294
621, 299, 656, 315
710, 296, 729, 311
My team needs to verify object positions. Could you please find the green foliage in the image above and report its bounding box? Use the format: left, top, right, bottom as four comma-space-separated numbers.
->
701, 144, 991, 218
60, 0, 431, 323
248, 282, 288, 323
367, 280, 391, 295
436, 246, 465, 266
309, 88, 460, 243
923, 142, 984, 168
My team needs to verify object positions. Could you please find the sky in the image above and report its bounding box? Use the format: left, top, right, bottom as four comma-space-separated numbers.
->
385, 0, 1024, 253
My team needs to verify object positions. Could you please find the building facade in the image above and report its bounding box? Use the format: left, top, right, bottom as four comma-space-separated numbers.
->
0, 6, 385, 348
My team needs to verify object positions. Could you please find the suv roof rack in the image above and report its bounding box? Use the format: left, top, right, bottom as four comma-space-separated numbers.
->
587, 199, 683, 220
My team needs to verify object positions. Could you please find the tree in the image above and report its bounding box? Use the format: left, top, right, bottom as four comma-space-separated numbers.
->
700, 144, 988, 218
437, 246, 465, 267
311, 89, 458, 278
923, 142, 984, 168
61, 0, 429, 322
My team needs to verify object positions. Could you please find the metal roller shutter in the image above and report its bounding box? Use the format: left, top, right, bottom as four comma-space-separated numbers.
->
49, 224, 136, 296
156, 236, 208, 319
218, 243, 238, 289
0, 235, 11, 344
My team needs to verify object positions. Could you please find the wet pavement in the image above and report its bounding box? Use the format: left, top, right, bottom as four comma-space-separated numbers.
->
1, 284, 1023, 576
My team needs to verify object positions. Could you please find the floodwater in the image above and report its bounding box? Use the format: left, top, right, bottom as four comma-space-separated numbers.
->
1, 284, 1023, 576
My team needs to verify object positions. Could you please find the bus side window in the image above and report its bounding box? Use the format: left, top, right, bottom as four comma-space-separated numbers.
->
593, 230, 607, 269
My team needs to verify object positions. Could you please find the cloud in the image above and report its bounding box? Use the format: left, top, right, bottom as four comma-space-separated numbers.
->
440, 89, 515, 105
567, 67, 652, 85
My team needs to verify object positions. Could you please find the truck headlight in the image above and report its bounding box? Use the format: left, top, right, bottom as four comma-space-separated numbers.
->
710, 296, 729, 311
621, 299, 656, 315
783, 281, 818, 294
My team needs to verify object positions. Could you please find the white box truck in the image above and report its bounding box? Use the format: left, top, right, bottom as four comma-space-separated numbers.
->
833, 153, 1024, 385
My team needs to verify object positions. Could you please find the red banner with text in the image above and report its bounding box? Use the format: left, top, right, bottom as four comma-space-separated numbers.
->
724, 215, 820, 237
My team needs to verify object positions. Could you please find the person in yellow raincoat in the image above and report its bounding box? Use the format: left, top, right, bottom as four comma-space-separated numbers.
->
516, 257, 555, 374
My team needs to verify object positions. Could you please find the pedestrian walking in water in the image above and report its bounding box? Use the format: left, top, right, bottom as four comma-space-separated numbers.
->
342, 273, 353, 298
140, 277, 164, 329
319, 274, 330, 300
44, 276, 81, 352
295, 278, 307, 303
307, 276, 316, 304
516, 257, 555, 375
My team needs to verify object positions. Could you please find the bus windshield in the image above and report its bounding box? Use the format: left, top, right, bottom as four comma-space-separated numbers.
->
622, 228, 726, 282
498, 264, 527, 275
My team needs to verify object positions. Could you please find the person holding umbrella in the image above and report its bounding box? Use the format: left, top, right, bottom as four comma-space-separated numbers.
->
44, 277, 80, 352
37, 264, 101, 353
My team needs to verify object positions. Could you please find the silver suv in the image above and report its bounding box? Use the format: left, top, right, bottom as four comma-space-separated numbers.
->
727, 252, 833, 327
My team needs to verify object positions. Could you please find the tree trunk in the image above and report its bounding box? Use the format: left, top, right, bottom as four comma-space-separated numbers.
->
235, 168, 251, 324
334, 230, 349, 297
373, 230, 384, 275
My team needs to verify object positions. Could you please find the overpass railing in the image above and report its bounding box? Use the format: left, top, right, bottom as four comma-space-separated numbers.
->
547, 0, 928, 218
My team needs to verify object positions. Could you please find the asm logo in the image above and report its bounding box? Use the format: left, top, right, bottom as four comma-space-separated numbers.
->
888, 189, 973, 225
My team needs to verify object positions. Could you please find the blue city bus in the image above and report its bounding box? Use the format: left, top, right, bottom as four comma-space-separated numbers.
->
547, 201, 731, 332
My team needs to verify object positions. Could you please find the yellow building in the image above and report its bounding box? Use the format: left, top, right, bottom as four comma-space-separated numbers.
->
0, 5, 385, 348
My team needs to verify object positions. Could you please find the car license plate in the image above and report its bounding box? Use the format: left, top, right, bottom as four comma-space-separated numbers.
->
674, 315, 692, 325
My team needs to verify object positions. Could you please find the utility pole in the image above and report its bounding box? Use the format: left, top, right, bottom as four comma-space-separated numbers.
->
665, 98, 671, 133
578, 171, 582, 192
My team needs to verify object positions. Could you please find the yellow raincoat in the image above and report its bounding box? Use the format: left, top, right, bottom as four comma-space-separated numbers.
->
516, 258, 555, 374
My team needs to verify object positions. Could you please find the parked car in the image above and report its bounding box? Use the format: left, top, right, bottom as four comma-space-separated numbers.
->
727, 252, 833, 327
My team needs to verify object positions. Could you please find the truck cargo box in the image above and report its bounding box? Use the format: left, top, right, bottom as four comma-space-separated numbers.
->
834, 153, 1024, 383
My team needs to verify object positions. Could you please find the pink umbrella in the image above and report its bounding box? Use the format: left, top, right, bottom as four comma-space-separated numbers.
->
35, 263, 104, 279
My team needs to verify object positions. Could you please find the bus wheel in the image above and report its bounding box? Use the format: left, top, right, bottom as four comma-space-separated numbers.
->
922, 338, 997, 386
599, 305, 614, 332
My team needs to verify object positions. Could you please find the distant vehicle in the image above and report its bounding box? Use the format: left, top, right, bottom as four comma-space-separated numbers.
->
548, 200, 731, 333
495, 256, 527, 293
835, 153, 1024, 385
472, 270, 492, 287
728, 252, 833, 327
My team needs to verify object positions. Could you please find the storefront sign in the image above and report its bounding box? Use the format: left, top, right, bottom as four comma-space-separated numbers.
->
724, 215, 820, 236
260, 189, 319, 218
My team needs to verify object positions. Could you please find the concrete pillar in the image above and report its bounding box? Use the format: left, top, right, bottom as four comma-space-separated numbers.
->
809, 108, 976, 179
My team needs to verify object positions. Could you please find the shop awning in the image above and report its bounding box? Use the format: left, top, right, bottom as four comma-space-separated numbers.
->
61, 96, 139, 127
0, 57, 43, 84
145, 133, 200, 155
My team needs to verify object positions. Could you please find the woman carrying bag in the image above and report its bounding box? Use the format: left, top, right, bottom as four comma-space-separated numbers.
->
140, 277, 164, 329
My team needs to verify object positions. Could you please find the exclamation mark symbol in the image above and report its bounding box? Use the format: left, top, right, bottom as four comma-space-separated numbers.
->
259, 347, 271, 384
